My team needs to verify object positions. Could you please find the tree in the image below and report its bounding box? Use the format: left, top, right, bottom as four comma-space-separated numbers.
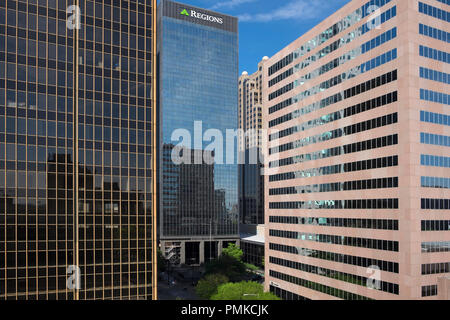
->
222, 243, 243, 261
195, 274, 229, 300
211, 281, 280, 300
204, 244, 247, 282
245, 263, 258, 272
205, 253, 246, 282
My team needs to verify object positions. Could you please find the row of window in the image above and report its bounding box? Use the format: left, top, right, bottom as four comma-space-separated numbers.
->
421, 220, 450, 231
269, 216, 399, 230
270, 112, 398, 154
0, 64, 73, 89
422, 262, 450, 275
422, 241, 450, 253
365, 26, 398, 55
269, 176, 398, 195
287, 27, 397, 94
268, 53, 293, 77
421, 176, 450, 189
421, 198, 450, 210
1, 83, 150, 107
269, 229, 399, 252
0, 10, 72, 34
2, 116, 147, 136
269, 286, 309, 301
268, 82, 292, 101
1, 0, 152, 13
421, 132, 450, 147
420, 88, 450, 106
419, 45, 450, 64
422, 285, 438, 297
269, 68, 396, 115
419, 23, 450, 43
270, 84, 396, 133
420, 67, 450, 85
419, 2, 450, 23
421, 154, 450, 168
268, 7, 397, 88
270, 90, 398, 138
269, 270, 371, 300
268, 68, 293, 88
269, 48, 397, 102
269, 198, 399, 210
435, 0, 450, 5
269, 243, 399, 273
1, 23, 150, 53
361, 48, 397, 73
1, 227, 148, 242
420, 110, 450, 126
289, 0, 393, 71
270, 133, 398, 169
269, 0, 371, 75
361, 26, 397, 54
269, 256, 399, 294
270, 155, 398, 182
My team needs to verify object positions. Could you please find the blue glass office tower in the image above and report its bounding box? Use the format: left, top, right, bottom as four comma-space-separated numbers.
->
157, 0, 239, 265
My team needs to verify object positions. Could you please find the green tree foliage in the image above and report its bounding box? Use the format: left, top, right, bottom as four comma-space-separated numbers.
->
195, 274, 229, 300
211, 281, 280, 300
205, 253, 246, 282
222, 243, 243, 261
205, 244, 247, 282
245, 263, 259, 272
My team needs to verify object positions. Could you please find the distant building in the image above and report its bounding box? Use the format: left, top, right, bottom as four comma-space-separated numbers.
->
238, 58, 268, 268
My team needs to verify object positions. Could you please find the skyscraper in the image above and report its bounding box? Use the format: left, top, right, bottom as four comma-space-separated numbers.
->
238, 58, 267, 268
265, 0, 449, 300
0, 0, 156, 300
157, 0, 239, 265
238, 58, 266, 226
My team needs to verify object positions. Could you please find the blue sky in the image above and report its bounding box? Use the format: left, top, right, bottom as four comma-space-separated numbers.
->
161, 0, 352, 74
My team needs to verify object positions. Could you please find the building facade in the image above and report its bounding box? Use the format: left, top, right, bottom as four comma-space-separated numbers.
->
265, 0, 449, 299
158, 0, 239, 266
238, 59, 266, 226
0, 0, 157, 300
238, 59, 266, 267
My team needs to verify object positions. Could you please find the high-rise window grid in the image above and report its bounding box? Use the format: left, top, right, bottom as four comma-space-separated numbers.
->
0, 0, 155, 300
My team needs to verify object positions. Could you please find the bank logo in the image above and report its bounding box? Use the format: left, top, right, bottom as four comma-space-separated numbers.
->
179, 8, 224, 24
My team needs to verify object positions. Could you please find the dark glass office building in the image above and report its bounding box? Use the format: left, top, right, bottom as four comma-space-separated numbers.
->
0, 0, 156, 300
158, 0, 239, 265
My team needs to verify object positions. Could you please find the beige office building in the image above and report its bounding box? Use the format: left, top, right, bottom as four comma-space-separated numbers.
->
264, 0, 449, 299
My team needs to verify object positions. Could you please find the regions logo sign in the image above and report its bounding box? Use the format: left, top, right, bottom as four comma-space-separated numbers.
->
180, 8, 224, 24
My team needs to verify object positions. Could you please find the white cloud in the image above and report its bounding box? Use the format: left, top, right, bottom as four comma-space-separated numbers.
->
238, 0, 328, 22
210, 0, 257, 10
